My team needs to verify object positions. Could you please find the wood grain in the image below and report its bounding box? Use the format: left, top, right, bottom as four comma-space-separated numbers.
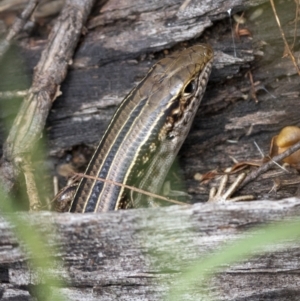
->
1, 198, 300, 300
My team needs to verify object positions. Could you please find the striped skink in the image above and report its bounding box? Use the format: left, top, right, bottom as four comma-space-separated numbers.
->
57, 44, 213, 213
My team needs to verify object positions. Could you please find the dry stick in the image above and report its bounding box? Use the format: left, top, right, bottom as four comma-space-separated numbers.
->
0, 0, 39, 60
0, 90, 29, 99
269, 0, 300, 76
75, 173, 188, 206
240, 140, 300, 189
292, 0, 299, 49
22, 157, 41, 210
0, 0, 97, 209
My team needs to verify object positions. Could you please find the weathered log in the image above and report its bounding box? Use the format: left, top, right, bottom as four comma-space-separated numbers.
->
0, 199, 300, 300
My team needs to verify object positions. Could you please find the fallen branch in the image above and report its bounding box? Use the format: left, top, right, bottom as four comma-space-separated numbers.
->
0, 0, 96, 207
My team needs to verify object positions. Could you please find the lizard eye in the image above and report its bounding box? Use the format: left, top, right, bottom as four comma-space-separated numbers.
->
183, 79, 196, 95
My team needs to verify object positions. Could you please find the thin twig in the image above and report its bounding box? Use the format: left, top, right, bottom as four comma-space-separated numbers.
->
241, 140, 300, 188
269, 0, 300, 76
0, 0, 39, 60
292, 0, 299, 49
247, 70, 259, 102
0, 90, 29, 99
76, 173, 188, 206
